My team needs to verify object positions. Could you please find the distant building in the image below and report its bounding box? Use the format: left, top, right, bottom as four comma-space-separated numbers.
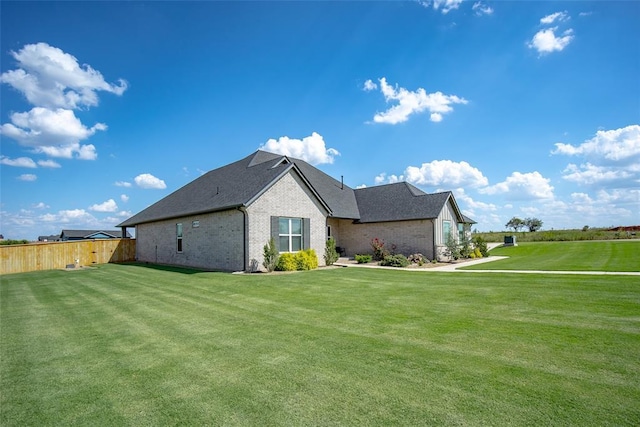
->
59, 230, 132, 241
38, 235, 61, 242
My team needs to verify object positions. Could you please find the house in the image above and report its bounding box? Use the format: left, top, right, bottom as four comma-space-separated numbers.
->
59, 230, 132, 241
38, 235, 61, 242
118, 150, 474, 271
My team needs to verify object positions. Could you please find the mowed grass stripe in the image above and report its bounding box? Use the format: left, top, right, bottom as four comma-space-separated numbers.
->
465, 240, 640, 271
2, 264, 639, 425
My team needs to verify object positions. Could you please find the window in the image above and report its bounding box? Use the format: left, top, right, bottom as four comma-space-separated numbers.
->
458, 223, 464, 241
176, 223, 183, 253
279, 218, 302, 252
443, 220, 451, 242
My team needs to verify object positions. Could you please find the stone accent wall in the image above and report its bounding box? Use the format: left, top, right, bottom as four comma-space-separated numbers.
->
332, 218, 436, 261
246, 170, 328, 271
136, 209, 244, 271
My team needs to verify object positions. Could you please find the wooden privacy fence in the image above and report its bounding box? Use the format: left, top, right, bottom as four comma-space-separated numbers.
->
0, 239, 136, 275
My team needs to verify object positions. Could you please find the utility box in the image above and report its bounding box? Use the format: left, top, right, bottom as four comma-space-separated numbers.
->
504, 235, 517, 246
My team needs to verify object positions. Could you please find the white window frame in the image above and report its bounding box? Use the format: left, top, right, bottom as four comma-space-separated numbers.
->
279, 217, 303, 253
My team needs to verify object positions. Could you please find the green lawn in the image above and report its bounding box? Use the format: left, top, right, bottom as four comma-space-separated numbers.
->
2, 264, 639, 425
464, 240, 640, 272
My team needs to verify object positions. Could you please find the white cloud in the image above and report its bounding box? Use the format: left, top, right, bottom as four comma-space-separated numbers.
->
453, 188, 497, 211
115, 181, 132, 188
120, 194, 129, 202
540, 11, 569, 25
259, 132, 340, 165
419, 0, 463, 14
33, 202, 50, 209
479, 171, 554, 200
374, 172, 402, 185
367, 78, 467, 124
17, 173, 37, 181
562, 163, 632, 185
552, 125, 640, 163
37, 159, 61, 168
134, 173, 167, 189
472, 2, 493, 16
363, 79, 377, 91
0, 107, 104, 159
0, 156, 37, 168
40, 208, 99, 225
89, 198, 118, 213
528, 27, 574, 54
0, 42, 127, 109
404, 160, 489, 188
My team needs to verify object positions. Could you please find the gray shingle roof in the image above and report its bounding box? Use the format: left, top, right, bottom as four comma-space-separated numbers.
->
61, 230, 131, 239
354, 183, 455, 223
118, 150, 473, 227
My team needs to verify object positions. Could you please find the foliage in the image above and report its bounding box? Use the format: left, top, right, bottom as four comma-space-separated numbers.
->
355, 254, 372, 264
0, 239, 30, 246
276, 250, 318, 271
296, 249, 318, 271
442, 231, 461, 261
407, 253, 427, 266
323, 237, 339, 266
474, 247, 483, 258
262, 238, 279, 272
370, 237, 388, 261
380, 254, 410, 267
459, 234, 473, 258
275, 253, 297, 271
505, 217, 525, 232
472, 235, 489, 257
524, 217, 543, 232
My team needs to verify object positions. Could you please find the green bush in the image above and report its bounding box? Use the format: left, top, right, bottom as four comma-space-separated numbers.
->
472, 236, 489, 258
275, 250, 318, 271
263, 238, 279, 272
324, 237, 339, 266
355, 254, 372, 264
380, 254, 409, 268
276, 253, 297, 271
296, 249, 318, 270
473, 247, 483, 258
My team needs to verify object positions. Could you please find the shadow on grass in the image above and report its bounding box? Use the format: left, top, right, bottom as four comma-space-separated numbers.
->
115, 262, 208, 275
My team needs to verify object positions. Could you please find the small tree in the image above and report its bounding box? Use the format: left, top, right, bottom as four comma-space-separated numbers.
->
370, 237, 388, 261
443, 231, 460, 262
263, 237, 279, 272
324, 237, 339, 266
505, 217, 525, 232
524, 217, 543, 232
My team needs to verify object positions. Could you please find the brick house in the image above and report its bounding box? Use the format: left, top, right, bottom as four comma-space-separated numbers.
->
118, 150, 474, 271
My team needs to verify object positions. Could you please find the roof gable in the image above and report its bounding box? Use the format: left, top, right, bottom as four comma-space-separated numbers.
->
354, 183, 455, 223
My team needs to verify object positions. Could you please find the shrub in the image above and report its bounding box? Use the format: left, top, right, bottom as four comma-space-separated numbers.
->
297, 249, 318, 270
407, 253, 427, 265
355, 254, 372, 264
443, 232, 461, 261
473, 247, 483, 258
469, 252, 476, 259
472, 236, 489, 258
275, 250, 318, 271
380, 254, 410, 268
275, 253, 297, 271
370, 237, 388, 261
324, 237, 339, 266
263, 237, 279, 272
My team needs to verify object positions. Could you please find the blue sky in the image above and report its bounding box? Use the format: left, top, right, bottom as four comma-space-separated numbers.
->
1, 1, 639, 240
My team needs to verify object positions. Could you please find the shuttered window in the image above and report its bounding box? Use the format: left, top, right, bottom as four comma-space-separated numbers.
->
272, 217, 310, 252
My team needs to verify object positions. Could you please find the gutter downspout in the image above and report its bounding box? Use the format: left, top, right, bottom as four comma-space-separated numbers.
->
238, 207, 248, 272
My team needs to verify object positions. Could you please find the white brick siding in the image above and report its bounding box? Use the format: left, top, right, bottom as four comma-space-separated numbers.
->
328, 218, 436, 261
136, 210, 244, 271
246, 170, 328, 271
